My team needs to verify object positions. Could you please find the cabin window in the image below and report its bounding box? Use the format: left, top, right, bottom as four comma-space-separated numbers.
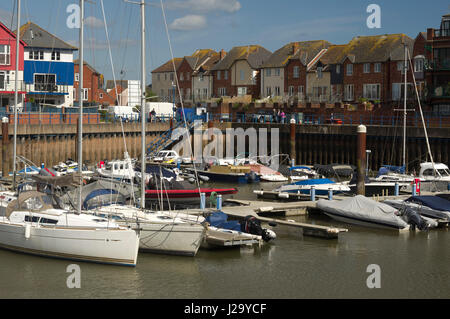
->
25, 216, 40, 223
40, 218, 58, 224
114, 163, 119, 170
422, 169, 434, 176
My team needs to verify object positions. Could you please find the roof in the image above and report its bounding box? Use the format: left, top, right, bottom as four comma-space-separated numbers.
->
152, 57, 184, 73
261, 40, 331, 68
74, 59, 101, 75
211, 45, 272, 71
193, 53, 222, 76
106, 80, 128, 90
0, 21, 27, 47
17, 22, 77, 50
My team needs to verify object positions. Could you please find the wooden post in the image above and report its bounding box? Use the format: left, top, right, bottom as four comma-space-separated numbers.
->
357, 125, 367, 196
290, 119, 296, 165
2, 117, 9, 177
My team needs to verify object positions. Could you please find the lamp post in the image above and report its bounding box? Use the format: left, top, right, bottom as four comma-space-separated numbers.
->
172, 81, 176, 121
366, 150, 371, 176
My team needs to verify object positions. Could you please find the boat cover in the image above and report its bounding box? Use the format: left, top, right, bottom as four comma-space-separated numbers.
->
293, 178, 335, 186
406, 196, 450, 212
205, 211, 242, 232
377, 165, 406, 177
317, 195, 408, 228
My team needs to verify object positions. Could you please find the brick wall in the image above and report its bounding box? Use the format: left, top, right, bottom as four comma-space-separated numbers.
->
285, 60, 307, 94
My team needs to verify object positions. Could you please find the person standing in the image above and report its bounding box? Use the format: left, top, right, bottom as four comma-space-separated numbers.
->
281, 111, 286, 124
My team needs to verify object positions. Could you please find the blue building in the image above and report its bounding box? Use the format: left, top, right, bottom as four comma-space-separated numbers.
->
19, 22, 77, 109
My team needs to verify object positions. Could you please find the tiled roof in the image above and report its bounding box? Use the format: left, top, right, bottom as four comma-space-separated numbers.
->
262, 40, 331, 68
152, 57, 184, 73
74, 59, 101, 75
18, 22, 77, 50
211, 45, 272, 71
106, 80, 128, 90
193, 53, 221, 76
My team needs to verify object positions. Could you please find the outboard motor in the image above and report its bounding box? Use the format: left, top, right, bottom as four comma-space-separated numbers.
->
403, 208, 429, 231
241, 216, 276, 242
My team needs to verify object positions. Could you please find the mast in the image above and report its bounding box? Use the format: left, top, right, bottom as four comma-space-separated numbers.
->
140, 0, 146, 209
12, 0, 21, 191
77, 0, 84, 214
402, 42, 407, 169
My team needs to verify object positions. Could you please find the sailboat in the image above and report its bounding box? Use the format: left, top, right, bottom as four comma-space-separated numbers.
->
0, 0, 140, 266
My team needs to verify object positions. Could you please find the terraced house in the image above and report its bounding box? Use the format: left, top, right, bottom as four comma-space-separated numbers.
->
18, 22, 77, 109
308, 34, 414, 108
260, 40, 330, 103
211, 45, 272, 98
151, 57, 183, 102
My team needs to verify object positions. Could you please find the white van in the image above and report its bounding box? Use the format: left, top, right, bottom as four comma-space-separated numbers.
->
107, 105, 140, 121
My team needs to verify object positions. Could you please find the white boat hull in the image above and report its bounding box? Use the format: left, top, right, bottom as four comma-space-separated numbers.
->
0, 220, 139, 266
130, 221, 205, 256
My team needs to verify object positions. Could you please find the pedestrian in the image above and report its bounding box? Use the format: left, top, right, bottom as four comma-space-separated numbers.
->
150, 108, 156, 122
277, 109, 281, 123
281, 111, 286, 124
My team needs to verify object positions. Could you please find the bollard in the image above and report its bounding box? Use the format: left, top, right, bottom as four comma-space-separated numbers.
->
310, 186, 316, 202
356, 125, 367, 196
216, 194, 222, 210
328, 188, 333, 200
395, 183, 399, 196
200, 193, 206, 210
291, 159, 295, 168
177, 158, 181, 169
412, 183, 417, 196
41, 163, 45, 169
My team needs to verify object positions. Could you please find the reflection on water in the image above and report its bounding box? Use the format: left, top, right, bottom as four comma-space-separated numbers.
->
0, 183, 449, 299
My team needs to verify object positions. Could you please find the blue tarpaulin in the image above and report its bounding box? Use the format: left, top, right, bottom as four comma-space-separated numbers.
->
377, 165, 406, 177
205, 211, 242, 232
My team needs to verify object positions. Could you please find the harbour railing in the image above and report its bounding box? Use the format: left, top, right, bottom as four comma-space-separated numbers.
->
209, 113, 450, 128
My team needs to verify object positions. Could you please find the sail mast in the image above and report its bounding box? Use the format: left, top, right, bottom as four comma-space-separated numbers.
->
77, 0, 84, 214
140, 0, 146, 210
12, 0, 21, 191
402, 42, 407, 169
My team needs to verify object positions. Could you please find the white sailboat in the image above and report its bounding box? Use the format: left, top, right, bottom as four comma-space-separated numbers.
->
0, 0, 140, 266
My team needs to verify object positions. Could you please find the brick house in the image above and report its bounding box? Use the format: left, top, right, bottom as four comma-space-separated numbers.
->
260, 41, 330, 102
151, 57, 183, 102
74, 60, 115, 106
423, 13, 450, 115
211, 45, 272, 99
0, 20, 26, 110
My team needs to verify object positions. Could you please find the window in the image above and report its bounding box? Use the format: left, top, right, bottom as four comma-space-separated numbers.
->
217, 70, 221, 80
346, 64, 353, 76
157, 74, 160, 81
374, 63, 381, 73
0, 45, 11, 65
51, 50, 60, 61
34, 74, 56, 92
293, 66, 300, 78
240, 70, 245, 81
224, 71, 228, 80
363, 63, 371, 73
40, 218, 58, 224
317, 67, 323, 79
298, 86, 304, 94
83, 88, 88, 101
265, 68, 271, 77
288, 86, 294, 96
414, 58, 424, 73
99, 93, 103, 99
266, 86, 272, 97
218, 87, 226, 96
335, 65, 341, 74
30, 50, 44, 60
164, 73, 167, 81
24, 216, 40, 223
274, 68, 281, 76
363, 84, 381, 100
274, 86, 281, 96
180, 73, 184, 81
344, 84, 354, 101
203, 88, 208, 98
392, 83, 413, 101
237, 87, 247, 96
170, 73, 174, 81
0, 71, 10, 90
397, 61, 409, 74
75, 73, 80, 82
199, 74, 204, 81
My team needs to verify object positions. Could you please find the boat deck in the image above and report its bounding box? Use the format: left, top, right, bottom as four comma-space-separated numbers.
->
203, 228, 262, 248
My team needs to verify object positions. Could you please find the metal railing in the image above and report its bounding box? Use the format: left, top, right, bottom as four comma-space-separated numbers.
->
25, 83, 70, 94
0, 80, 26, 92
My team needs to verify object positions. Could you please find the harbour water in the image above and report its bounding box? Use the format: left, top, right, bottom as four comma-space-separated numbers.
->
0, 183, 449, 299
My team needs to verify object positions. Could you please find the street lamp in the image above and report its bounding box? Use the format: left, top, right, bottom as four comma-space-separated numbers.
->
172, 81, 176, 121
366, 150, 372, 176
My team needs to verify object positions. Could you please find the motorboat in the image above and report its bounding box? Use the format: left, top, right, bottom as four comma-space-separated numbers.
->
289, 166, 321, 181
419, 162, 450, 182
186, 163, 259, 184
317, 195, 431, 231
313, 164, 356, 179
245, 163, 288, 182
348, 175, 410, 197
383, 196, 450, 223
273, 178, 351, 196
0, 191, 139, 266
91, 204, 206, 257
97, 156, 137, 183
373, 165, 415, 182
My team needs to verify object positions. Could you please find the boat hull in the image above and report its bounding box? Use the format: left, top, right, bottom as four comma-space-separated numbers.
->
322, 211, 408, 230
130, 222, 205, 256
0, 221, 139, 266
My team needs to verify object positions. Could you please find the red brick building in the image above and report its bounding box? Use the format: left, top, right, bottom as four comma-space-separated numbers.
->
74, 60, 115, 106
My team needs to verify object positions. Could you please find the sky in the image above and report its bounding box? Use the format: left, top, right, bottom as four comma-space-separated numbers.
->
0, 0, 449, 86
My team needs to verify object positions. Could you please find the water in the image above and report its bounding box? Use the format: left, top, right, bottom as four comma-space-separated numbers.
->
0, 183, 449, 299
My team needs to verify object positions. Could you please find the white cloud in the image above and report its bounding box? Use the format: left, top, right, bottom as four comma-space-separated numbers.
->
85, 16, 103, 28
169, 15, 207, 31
168, 0, 241, 13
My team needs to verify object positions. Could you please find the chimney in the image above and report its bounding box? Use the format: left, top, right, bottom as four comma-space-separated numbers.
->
292, 42, 300, 55
219, 49, 227, 60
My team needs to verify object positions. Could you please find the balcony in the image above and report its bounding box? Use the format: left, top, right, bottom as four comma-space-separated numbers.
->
26, 83, 70, 95
0, 80, 26, 93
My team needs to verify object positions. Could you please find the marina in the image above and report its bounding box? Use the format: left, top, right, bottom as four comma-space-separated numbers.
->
0, 0, 450, 302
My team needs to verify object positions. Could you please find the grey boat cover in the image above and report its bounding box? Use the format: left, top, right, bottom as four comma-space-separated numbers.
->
317, 195, 408, 229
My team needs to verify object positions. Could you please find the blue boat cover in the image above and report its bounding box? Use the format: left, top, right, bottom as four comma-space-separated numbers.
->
293, 178, 336, 186
83, 189, 120, 210
377, 165, 406, 177
289, 166, 311, 171
205, 211, 242, 232
406, 196, 450, 211
145, 165, 177, 178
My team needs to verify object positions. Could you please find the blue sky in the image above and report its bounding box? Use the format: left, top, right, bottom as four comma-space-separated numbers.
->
0, 0, 449, 85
